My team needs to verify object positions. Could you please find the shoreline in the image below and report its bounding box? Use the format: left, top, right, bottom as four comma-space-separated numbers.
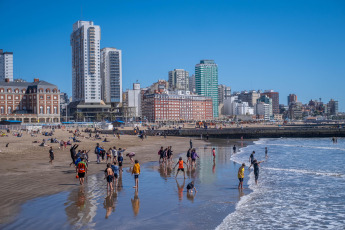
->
2, 136, 254, 229
0, 129, 207, 224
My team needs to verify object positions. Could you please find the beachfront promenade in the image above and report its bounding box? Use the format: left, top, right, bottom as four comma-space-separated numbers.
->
102, 125, 345, 138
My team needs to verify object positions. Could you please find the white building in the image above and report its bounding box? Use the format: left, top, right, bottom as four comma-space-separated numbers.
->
101, 48, 122, 104
70, 21, 101, 103
255, 102, 271, 120
0, 49, 13, 82
126, 83, 141, 117
168, 69, 189, 91
223, 96, 254, 116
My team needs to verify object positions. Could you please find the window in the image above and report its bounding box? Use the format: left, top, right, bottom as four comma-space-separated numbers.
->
47, 106, 51, 114
8, 96, 12, 100
7, 106, 12, 114
53, 106, 58, 114
53, 96, 57, 100
15, 96, 19, 100
40, 96, 43, 99
0, 96, 3, 99
40, 106, 44, 114
47, 96, 51, 100
0, 106, 4, 114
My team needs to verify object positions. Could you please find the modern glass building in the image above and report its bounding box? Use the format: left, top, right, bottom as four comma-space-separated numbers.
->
195, 60, 218, 118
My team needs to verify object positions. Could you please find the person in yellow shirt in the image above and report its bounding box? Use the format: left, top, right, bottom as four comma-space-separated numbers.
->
238, 163, 245, 189
132, 160, 141, 189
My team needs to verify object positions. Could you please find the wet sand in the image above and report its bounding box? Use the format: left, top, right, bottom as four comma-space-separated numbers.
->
1, 139, 251, 230
0, 129, 206, 224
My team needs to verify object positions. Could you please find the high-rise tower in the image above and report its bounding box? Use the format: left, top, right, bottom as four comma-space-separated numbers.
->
101, 48, 122, 104
0, 49, 13, 82
195, 60, 218, 118
168, 69, 189, 91
70, 21, 101, 103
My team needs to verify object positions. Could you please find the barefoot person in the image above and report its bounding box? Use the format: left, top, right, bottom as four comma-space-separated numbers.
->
190, 149, 199, 168
132, 160, 141, 188
186, 181, 197, 193
49, 146, 54, 164
238, 163, 245, 189
249, 151, 255, 166
212, 148, 216, 162
249, 159, 264, 185
105, 163, 114, 192
77, 158, 87, 185
174, 157, 187, 178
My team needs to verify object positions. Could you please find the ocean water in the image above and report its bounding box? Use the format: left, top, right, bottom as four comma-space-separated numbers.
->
217, 138, 345, 229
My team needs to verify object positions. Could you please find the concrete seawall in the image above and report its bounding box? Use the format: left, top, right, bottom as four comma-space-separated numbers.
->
101, 126, 345, 138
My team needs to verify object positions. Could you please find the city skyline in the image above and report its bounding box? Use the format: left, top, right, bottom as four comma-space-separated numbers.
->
1, 0, 344, 111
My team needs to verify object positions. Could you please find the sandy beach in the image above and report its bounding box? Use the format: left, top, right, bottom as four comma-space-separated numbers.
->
0, 129, 206, 224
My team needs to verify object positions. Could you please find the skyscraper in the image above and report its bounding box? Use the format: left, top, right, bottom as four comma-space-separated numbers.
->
101, 48, 122, 104
327, 99, 338, 115
0, 49, 13, 82
261, 90, 279, 114
168, 69, 189, 91
70, 21, 101, 103
288, 94, 297, 105
218, 84, 231, 104
195, 60, 218, 118
189, 74, 196, 93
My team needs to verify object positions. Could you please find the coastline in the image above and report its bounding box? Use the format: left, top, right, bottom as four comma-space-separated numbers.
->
2, 136, 254, 229
0, 129, 206, 224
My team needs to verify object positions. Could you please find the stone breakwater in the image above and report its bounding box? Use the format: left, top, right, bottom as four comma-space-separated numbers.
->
101, 126, 345, 138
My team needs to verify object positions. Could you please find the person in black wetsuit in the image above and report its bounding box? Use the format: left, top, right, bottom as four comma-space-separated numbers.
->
249, 151, 255, 166
249, 159, 264, 185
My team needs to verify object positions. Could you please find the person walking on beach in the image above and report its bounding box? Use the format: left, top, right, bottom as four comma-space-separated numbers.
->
111, 162, 119, 187
233, 145, 237, 154
249, 151, 255, 166
191, 149, 199, 168
95, 143, 103, 164
238, 163, 245, 189
265, 147, 268, 158
132, 160, 141, 189
174, 157, 187, 178
158, 146, 164, 163
186, 148, 192, 165
112, 146, 117, 164
49, 146, 54, 164
105, 163, 114, 192
212, 148, 216, 162
249, 159, 264, 185
77, 158, 87, 185
190, 139, 193, 149
118, 152, 124, 172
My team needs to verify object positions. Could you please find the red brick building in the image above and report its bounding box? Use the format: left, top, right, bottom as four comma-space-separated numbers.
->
142, 91, 213, 122
0, 78, 60, 123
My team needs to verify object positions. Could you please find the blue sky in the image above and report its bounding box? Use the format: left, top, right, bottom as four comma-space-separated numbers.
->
1, 0, 345, 111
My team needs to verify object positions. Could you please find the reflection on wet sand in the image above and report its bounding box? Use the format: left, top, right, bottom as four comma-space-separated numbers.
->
187, 191, 197, 203
104, 191, 117, 219
131, 189, 140, 216
64, 185, 97, 228
176, 179, 185, 201
158, 163, 174, 180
